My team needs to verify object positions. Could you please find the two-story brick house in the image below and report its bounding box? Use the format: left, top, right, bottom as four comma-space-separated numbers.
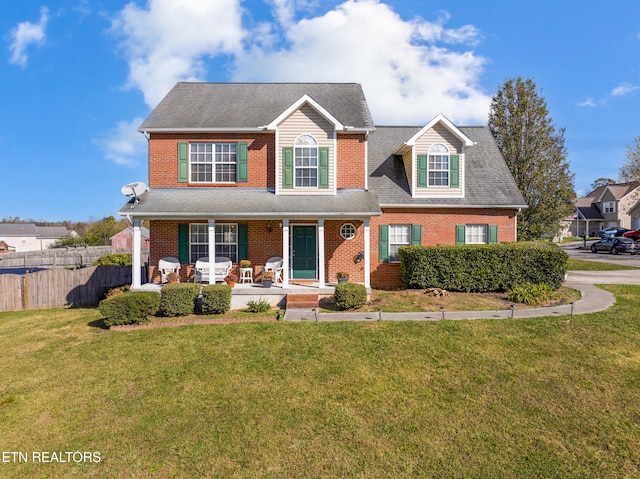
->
121, 82, 526, 290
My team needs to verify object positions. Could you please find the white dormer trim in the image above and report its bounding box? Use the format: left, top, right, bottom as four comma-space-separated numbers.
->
404, 113, 474, 148
266, 94, 344, 130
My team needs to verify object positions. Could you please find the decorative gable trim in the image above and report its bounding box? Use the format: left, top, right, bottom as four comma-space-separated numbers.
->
401, 113, 475, 150
267, 94, 345, 131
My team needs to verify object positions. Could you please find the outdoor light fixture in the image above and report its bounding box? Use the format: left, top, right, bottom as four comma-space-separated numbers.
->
570, 302, 575, 315
354, 251, 364, 263
510, 304, 516, 318
267, 221, 272, 233
312, 308, 318, 322
378, 308, 382, 321
440, 306, 445, 320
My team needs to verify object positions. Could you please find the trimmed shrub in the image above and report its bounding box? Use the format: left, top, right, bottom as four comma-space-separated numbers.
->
201, 284, 232, 315
334, 283, 368, 310
93, 253, 132, 266
246, 298, 271, 313
99, 291, 160, 327
509, 283, 558, 306
159, 283, 200, 317
399, 242, 568, 292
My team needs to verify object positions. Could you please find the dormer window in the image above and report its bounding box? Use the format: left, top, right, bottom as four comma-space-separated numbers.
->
428, 143, 450, 186
294, 135, 318, 188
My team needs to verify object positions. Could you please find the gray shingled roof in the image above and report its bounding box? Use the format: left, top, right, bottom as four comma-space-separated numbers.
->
121, 188, 382, 219
0, 224, 70, 238
140, 83, 374, 131
368, 126, 527, 208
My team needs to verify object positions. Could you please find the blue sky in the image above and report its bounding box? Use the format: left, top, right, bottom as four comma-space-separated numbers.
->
2, 0, 639, 222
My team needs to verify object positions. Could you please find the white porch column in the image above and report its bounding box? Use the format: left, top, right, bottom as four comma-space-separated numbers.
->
282, 219, 289, 287
318, 219, 325, 288
208, 219, 216, 263
363, 219, 371, 289
132, 219, 142, 289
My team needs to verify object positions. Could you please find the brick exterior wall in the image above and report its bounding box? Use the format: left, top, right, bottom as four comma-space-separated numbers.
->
148, 133, 274, 188
148, 208, 518, 288
369, 208, 518, 289
336, 133, 367, 189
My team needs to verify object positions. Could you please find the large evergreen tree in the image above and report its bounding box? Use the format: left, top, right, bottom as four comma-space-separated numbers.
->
488, 77, 575, 240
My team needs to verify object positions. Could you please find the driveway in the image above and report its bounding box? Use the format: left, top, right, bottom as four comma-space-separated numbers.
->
560, 242, 640, 268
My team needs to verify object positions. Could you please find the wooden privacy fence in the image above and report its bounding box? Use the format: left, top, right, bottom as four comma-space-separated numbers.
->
0, 266, 132, 312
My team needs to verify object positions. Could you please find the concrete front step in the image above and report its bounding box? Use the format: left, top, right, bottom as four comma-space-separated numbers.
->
286, 293, 319, 309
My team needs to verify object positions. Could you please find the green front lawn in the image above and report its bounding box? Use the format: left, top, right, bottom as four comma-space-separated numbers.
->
1, 286, 640, 478
567, 258, 637, 270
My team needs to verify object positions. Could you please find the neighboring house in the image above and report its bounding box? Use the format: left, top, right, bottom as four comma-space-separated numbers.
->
0, 224, 74, 252
120, 82, 526, 289
111, 226, 150, 249
0, 241, 15, 253
568, 182, 640, 236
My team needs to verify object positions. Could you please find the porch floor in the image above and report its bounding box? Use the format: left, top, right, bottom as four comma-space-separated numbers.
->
134, 281, 341, 295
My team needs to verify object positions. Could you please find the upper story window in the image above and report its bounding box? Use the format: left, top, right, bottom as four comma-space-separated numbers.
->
294, 135, 318, 188
428, 143, 450, 186
604, 201, 616, 213
190, 142, 237, 183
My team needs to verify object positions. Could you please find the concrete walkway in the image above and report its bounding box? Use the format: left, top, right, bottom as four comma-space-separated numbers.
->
283, 271, 638, 322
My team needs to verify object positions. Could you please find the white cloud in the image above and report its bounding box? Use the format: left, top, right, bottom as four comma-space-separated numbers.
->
611, 82, 640, 97
577, 98, 596, 107
8, 6, 49, 67
94, 117, 147, 166
111, 0, 245, 108
234, 0, 489, 124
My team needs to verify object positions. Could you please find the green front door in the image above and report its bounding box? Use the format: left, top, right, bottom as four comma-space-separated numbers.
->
291, 225, 317, 279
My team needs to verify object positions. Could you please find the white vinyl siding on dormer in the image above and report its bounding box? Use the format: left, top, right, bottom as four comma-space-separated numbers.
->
412, 123, 464, 198
277, 104, 335, 195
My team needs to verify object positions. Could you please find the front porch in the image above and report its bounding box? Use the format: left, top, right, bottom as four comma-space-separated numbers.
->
134, 280, 354, 309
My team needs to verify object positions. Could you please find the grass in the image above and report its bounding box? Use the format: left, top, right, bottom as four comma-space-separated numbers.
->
567, 258, 637, 271
1, 286, 640, 478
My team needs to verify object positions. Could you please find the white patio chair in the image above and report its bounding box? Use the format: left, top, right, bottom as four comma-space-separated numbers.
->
158, 256, 180, 283
194, 257, 210, 283
212, 257, 233, 283
263, 256, 284, 283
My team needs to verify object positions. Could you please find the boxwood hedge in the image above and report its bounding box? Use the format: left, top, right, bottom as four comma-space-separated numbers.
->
334, 283, 368, 310
99, 291, 160, 327
159, 283, 201, 317
399, 242, 568, 292
201, 284, 232, 315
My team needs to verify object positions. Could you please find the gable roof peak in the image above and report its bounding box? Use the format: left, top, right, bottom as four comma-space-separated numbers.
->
405, 113, 475, 148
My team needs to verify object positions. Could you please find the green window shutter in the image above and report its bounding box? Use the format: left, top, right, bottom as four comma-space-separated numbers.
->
237, 142, 248, 183
238, 224, 248, 261
178, 224, 189, 263
283, 147, 293, 189
450, 154, 460, 188
379, 225, 389, 263
318, 147, 329, 189
178, 142, 189, 183
455, 225, 466, 245
488, 224, 498, 244
417, 154, 427, 187
411, 224, 422, 245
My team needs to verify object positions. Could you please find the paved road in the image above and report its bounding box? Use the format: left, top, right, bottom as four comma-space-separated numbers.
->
560, 241, 640, 268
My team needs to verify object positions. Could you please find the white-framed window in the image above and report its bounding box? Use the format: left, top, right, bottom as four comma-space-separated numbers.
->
294, 134, 318, 188
189, 223, 238, 263
465, 224, 487, 244
340, 223, 356, 240
389, 224, 410, 262
190, 142, 237, 183
604, 201, 616, 213
428, 143, 449, 186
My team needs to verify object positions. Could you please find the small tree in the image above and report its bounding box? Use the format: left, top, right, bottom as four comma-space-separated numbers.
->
489, 77, 575, 240
620, 136, 640, 183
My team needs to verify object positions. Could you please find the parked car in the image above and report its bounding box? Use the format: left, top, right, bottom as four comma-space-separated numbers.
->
590, 237, 639, 255
594, 227, 630, 238
622, 229, 640, 240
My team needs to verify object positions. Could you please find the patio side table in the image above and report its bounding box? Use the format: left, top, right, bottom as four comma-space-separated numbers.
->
239, 268, 253, 284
